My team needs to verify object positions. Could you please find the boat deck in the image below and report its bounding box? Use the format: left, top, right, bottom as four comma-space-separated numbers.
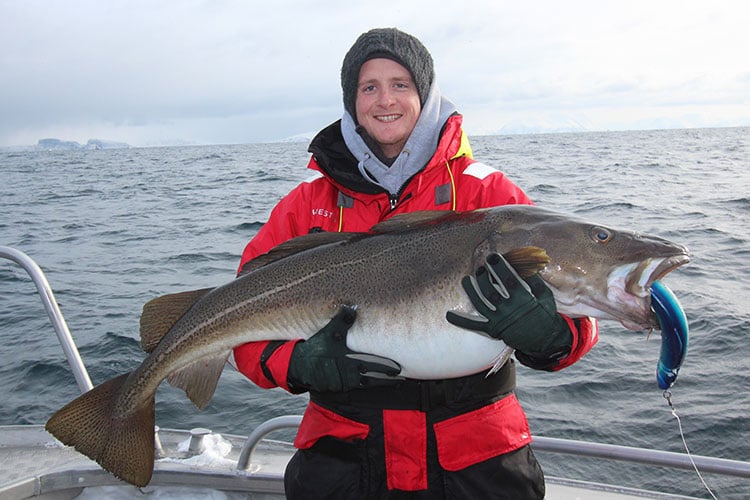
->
0, 424, 708, 500
0, 425, 290, 499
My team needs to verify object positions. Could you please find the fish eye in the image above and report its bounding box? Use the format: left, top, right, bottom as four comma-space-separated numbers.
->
591, 227, 612, 243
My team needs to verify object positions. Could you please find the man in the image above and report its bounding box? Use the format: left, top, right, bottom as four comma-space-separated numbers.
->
233, 28, 598, 499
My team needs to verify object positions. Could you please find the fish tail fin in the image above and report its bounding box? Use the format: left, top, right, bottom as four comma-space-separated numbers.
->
45, 372, 156, 487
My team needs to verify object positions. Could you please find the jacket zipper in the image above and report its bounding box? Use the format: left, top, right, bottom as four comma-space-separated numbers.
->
389, 195, 398, 210
389, 192, 412, 211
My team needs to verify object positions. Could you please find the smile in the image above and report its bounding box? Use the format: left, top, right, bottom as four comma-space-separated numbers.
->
376, 114, 401, 123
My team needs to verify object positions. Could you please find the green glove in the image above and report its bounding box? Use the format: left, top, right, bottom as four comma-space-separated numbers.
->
446, 253, 572, 358
287, 306, 403, 393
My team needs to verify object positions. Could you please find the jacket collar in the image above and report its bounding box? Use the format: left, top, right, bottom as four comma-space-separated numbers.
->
308, 112, 465, 198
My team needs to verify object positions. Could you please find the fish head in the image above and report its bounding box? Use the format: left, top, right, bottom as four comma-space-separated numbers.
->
496, 207, 691, 330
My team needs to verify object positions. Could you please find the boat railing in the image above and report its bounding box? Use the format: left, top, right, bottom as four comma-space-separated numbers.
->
236, 415, 303, 470
1, 246, 92, 393
3, 245, 749, 482
531, 435, 750, 479
233, 416, 750, 479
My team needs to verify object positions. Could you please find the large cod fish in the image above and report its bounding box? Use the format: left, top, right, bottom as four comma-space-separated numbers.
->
46, 205, 690, 486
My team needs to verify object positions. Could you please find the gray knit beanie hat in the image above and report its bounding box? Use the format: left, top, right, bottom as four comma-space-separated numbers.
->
341, 28, 434, 119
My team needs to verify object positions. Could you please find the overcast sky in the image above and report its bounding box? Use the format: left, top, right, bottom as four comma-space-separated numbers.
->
1, 0, 748, 147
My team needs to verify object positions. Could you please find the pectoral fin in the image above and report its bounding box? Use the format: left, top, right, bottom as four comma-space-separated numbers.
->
501, 247, 550, 278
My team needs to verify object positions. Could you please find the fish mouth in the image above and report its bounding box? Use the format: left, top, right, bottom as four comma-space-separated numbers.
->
626, 253, 691, 295
551, 250, 690, 331
616, 252, 691, 330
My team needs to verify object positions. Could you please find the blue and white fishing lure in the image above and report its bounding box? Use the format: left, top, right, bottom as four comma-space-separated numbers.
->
650, 281, 689, 389
650, 283, 715, 498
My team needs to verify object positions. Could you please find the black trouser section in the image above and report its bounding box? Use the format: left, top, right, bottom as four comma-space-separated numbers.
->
284, 437, 544, 499
284, 361, 545, 499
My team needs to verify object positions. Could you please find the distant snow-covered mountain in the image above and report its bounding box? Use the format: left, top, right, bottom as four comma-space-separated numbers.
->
35, 138, 131, 150
273, 132, 315, 143
494, 116, 592, 135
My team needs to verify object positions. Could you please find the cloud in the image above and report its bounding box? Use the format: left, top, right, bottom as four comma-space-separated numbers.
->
1, 0, 748, 146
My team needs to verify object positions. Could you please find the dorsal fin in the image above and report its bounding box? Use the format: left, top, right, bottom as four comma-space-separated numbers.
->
239, 211, 471, 276
370, 210, 461, 234
238, 231, 362, 276
239, 210, 479, 278
139, 288, 214, 353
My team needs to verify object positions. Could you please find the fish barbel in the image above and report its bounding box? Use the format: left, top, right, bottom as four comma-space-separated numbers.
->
46, 205, 690, 486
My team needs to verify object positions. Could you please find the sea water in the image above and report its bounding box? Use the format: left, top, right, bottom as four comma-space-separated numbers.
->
1, 127, 748, 498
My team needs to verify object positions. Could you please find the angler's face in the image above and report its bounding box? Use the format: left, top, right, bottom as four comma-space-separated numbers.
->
355, 58, 421, 158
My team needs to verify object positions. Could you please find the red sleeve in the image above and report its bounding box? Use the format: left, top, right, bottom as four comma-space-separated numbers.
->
552, 316, 599, 371
233, 340, 300, 391
454, 160, 535, 212
480, 170, 534, 208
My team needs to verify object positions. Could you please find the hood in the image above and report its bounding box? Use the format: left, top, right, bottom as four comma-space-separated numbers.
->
308, 111, 466, 199
341, 83, 457, 197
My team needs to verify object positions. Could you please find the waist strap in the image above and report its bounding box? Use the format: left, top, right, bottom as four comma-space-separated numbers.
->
311, 361, 516, 412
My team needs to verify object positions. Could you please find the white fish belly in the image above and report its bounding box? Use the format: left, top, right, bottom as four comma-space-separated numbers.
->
346, 303, 508, 380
